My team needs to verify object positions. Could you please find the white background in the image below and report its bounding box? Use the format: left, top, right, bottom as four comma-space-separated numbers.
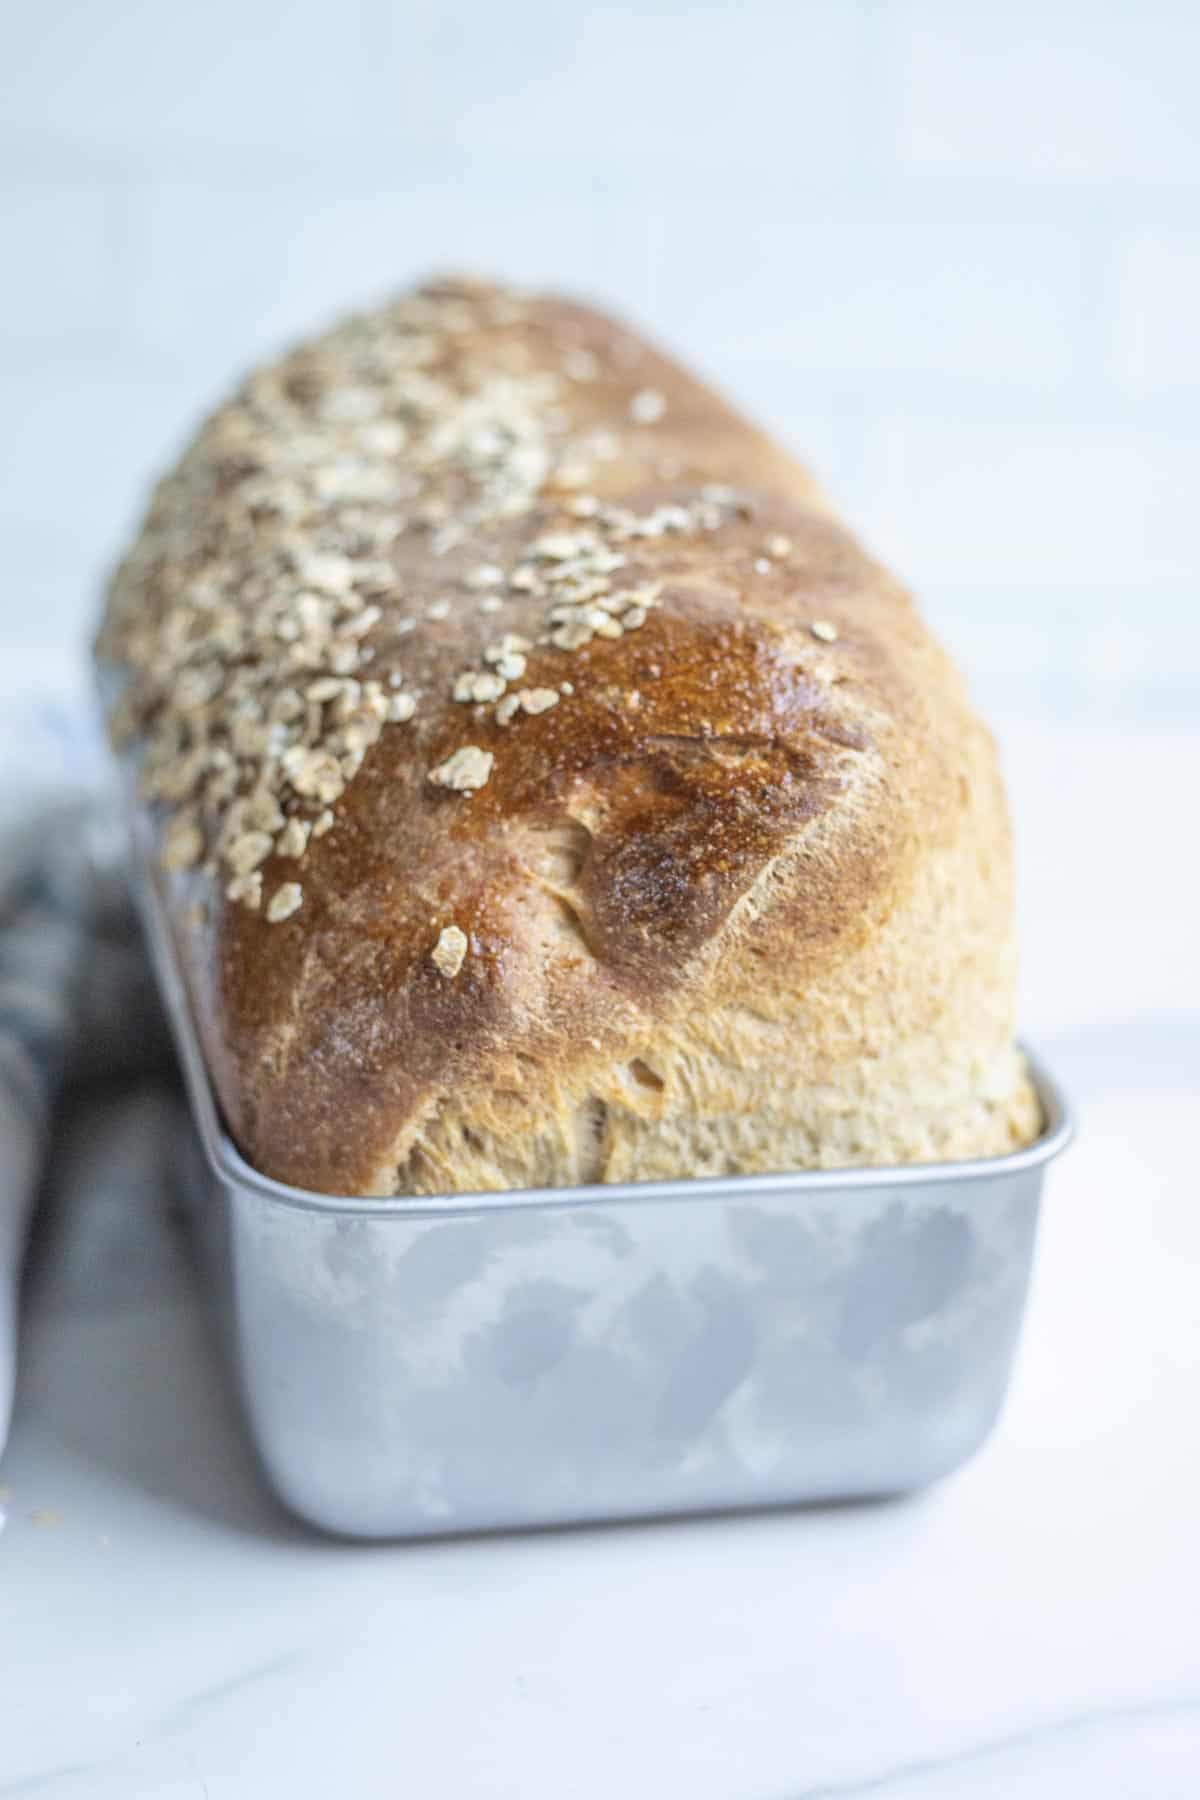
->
2, 6, 1199, 1797
3, 0, 1200, 727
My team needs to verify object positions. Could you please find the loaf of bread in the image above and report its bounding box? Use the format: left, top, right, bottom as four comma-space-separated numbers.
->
97, 276, 1039, 1196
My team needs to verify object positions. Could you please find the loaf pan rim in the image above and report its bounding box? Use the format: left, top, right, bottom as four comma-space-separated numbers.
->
209, 1056, 1073, 1217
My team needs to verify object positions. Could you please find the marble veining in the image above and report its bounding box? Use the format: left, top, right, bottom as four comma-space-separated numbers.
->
788, 1695, 1200, 1798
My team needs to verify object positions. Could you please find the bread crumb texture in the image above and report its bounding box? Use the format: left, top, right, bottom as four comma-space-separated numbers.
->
97, 276, 1038, 1194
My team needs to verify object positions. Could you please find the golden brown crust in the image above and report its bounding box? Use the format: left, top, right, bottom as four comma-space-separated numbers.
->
98, 278, 1037, 1194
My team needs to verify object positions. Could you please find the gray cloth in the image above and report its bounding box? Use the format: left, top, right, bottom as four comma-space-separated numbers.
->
0, 699, 175, 1452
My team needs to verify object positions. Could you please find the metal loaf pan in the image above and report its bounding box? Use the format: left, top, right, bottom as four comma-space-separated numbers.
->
133, 818, 1073, 1541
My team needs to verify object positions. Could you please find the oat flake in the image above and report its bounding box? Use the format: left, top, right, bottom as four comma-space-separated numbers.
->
429, 745, 494, 792
266, 882, 304, 923
431, 924, 469, 978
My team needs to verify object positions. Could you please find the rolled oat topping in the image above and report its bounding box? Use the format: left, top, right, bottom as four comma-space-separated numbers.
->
517, 687, 560, 715
159, 813, 204, 872
226, 870, 263, 910
431, 923, 469, 978
266, 881, 303, 923
429, 745, 494, 792
98, 280, 746, 902
276, 817, 311, 858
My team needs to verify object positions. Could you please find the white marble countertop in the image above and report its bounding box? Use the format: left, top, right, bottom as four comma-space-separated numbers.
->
3, 704, 1199, 1799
